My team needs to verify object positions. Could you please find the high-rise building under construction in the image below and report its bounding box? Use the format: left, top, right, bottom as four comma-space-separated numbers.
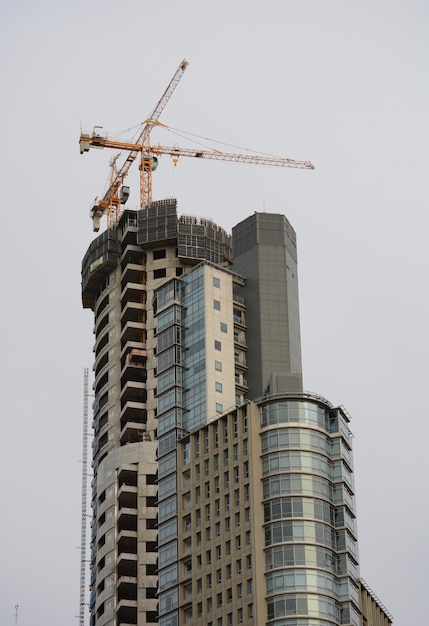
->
82, 200, 392, 626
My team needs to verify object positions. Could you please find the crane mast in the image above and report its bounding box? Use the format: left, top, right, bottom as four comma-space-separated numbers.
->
79, 368, 89, 626
80, 59, 314, 231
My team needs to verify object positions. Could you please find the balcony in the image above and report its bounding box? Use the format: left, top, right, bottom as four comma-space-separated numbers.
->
121, 282, 146, 308
120, 381, 146, 406
234, 353, 247, 370
120, 322, 146, 350
233, 313, 246, 328
120, 243, 144, 267
117, 552, 138, 578
117, 575, 137, 601
117, 508, 138, 533
118, 467, 138, 488
116, 600, 137, 626
234, 333, 247, 347
120, 404, 147, 432
121, 264, 146, 287
117, 530, 138, 556
120, 423, 148, 446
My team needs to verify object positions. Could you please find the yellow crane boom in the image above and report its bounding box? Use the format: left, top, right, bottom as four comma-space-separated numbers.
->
80, 59, 314, 231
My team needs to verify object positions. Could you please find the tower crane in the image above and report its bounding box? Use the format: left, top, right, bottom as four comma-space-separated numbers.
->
79, 58, 314, 231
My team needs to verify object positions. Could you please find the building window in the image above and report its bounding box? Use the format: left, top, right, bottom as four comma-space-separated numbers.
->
233, 415, 238, 437
244, 461, 249, 478
216, 403, 223, 413
154, 268, 167, 279
215, 360, 222, 371
216, 521, 221, 535
225, 517, 231, 531
214, 299, 221, 310
215, 381, 223, 392
220, 322, 227, 333
213, 277, 220, 287
223, 417, 228, 441
217, 569, 222, 583
224, 471, 230, 488
233, 443, 239, 460
246, 554, 252, 568
226, 563, 232, 578
215, 340, 222, 351
153, 249, 166, 260
236, 535, 241, 549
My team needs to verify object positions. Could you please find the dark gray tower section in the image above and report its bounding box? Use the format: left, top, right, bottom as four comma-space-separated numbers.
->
232, 212, 303, 397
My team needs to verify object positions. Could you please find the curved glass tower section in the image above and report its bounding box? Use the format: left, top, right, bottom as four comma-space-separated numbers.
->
260, 394, 360, 626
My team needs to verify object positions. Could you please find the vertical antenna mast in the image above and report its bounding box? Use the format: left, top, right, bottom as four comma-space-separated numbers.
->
15, 604, 18, 626
79, 368, 89, 626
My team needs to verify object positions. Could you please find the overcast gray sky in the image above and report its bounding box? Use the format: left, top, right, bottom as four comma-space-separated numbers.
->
1, 1, 427, 625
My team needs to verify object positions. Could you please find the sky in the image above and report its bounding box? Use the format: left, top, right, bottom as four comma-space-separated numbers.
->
0, 1, 427, 624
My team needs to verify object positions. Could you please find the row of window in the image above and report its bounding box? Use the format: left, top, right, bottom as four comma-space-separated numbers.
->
192, 454, 250, 482
267, 568, 339, 596
184, 551, 253, 572
261, 401, 336, 433
265, 545, 358, 579
182, 510, 251, 541
189, 411, 248, 457
192, 504, 251, 525
264, 497, 335, 525
182, 604, 253, 626
267, 593, 339, 621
